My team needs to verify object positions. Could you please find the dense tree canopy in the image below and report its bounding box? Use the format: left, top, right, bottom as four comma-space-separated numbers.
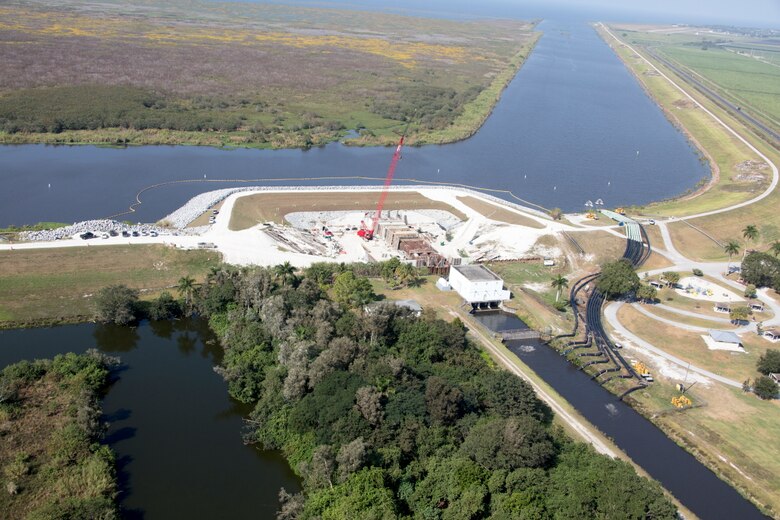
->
195, 263, 676, 519
757, 349, 780, 376
93, 285, 139, 325
741, 252, 780, 289
597, 259, 640, 300
754, 376, 778, 400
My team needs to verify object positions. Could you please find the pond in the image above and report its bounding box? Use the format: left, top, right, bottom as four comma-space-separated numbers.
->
0, 320, 300, 519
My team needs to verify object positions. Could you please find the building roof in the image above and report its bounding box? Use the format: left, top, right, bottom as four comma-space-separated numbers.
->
708, 330, 741, 344
452, 264, 501, 282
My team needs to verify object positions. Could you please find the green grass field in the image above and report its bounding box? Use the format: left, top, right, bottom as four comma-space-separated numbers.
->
615, 25, 780, 127
659, 46, 780, 128
628, 381, 780, 515
0, 245, 220, 325
600, 25, 780, 263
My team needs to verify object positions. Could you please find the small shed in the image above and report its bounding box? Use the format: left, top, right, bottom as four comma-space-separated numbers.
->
770, 373, 780, 384
709, 330, 741, 344
649, 281, 664, 289
436, 277, 452, 291
750, 302, 764, 312
713, 303, 730, 314
702, 329, 743, 352
763, 329, 780, 342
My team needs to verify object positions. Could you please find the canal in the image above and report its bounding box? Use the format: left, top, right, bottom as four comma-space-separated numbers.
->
0, 321, 300, 519
0, 18, 710, 227
471, 311, 767, 520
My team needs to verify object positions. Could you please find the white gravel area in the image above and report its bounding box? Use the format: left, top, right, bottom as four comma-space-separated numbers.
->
676, 276, 744, 303
159, 185, 552, 229
285, 209, 462, 230
19, 220, 186, 242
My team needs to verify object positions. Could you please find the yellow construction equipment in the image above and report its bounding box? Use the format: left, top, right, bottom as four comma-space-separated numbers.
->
671, 395, 692, 408
586, 211, 598, 220
631, 360, 649, 375
615, 207, 626, 215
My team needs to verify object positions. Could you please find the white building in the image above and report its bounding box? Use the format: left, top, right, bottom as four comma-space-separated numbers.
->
449, 265, 510, 309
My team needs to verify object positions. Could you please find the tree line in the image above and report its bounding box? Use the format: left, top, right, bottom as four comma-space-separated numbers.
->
126, 260, 677, 519
0, 85, 246, 134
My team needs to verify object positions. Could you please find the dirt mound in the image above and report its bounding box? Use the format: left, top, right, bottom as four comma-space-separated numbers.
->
733, 160, 769, 182
672, 98, 697, 109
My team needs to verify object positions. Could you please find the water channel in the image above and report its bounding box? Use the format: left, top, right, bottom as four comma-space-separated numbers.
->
0, 18, 710, 227
471, 311, 767, 520
0, 9, 751, 519
0, 321, 300, 518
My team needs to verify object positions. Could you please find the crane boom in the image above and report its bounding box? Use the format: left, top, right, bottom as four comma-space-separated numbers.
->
369, 135, 405, 237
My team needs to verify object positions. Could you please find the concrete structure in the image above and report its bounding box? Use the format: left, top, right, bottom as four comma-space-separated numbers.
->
449, 264, 510, 308
702, 329, 744, 352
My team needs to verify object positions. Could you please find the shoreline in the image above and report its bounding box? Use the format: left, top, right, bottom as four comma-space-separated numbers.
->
592, 24, 718, 208
0, 31, 541, 152
159, 184, 554, 228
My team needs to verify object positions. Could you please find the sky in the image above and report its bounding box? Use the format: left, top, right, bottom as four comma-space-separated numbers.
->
256, 0, 780, 28
530, 0, 780, 27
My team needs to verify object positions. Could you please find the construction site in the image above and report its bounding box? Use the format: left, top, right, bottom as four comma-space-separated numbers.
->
168, 128, 568, 270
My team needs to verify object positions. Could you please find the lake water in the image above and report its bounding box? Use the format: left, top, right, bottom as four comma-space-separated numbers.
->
471, 311, 768, 520
0, 321, 300, 519
0, 18, 710, 227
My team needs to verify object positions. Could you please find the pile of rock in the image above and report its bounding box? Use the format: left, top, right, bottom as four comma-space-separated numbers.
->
161, 187, 257, 228
20, 220, 176, 241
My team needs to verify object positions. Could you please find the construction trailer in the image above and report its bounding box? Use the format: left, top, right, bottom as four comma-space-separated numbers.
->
448, 264, 510, 310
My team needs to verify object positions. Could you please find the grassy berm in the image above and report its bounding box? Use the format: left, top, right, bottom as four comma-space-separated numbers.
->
0, 245, 220, 326
0, 351, 119, 519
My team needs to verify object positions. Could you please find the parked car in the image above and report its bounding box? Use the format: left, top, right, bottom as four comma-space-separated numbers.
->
150, 231, 158, 237
79, 232, 96, 240
131, 231, 139, 237
109, 230, 118, 237
122, 231, 130, 237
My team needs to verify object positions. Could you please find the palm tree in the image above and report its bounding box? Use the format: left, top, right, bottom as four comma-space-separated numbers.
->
205, 265, 221, 285
177, 276, 196, 314
771, 240, 780, 257
395, 263, 419, 288
724, 240, 740, 268
742, 224, 759, 258
274, 261, 297, 287
550, 274, 569, 302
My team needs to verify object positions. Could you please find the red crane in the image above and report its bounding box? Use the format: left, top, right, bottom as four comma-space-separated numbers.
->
357, 128, 408, 240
